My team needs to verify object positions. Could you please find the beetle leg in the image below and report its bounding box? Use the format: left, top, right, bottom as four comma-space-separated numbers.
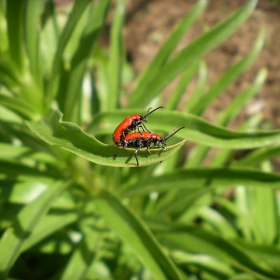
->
158, 141, 166, 151
146, 139, 152, 154
134, 148, 140, 166
141, 122, 151, 133
123, 140, 128, 148
137, 125, 144, 135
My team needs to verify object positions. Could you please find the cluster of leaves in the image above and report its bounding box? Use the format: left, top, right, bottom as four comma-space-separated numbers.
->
0, 0, 280, 279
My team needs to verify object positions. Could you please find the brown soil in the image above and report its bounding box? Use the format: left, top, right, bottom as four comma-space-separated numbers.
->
124, 0, 280, 128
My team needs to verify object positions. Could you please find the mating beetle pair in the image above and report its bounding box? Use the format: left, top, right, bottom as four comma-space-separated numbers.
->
112, 107, 184, 166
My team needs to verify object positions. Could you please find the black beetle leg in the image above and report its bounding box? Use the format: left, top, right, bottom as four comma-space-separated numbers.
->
134, 148, 140, 166
146, 140, 152, 154
141, 122, 150, 133
137, 125, 142, 135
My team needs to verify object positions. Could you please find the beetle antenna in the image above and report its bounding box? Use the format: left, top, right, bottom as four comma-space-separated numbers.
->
164, 126, 184, 140
143, 106, 163, 118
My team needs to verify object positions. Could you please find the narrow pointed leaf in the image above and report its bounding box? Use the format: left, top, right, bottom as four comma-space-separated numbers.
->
22, 212, 78, 252
234, 146, 280, 167
61, 0, 112, 122
218, 68, 267, 126
6, 0, 25, 71
0, 181, 69, 278
132, 0, 207, 98
46, 0, 91, 102
129, 0, 258, 107
123, 168, 280, 197
185, 61, 208, 113
26, 109, 185, 167
166, 61, 199, 110
0, 95, 39, 119
89, 109, 280, 149
95, 190, 181, 280
108, 0, 125, 109
157, 227, 280, 279
61, 226, 101, 280
191, 28, 265, 115
0, 143, 31, 159
25, 0, 45, 85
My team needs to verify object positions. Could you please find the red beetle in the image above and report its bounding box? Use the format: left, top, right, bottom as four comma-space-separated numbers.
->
112, 106, 163, 146
122, 126, 184, 166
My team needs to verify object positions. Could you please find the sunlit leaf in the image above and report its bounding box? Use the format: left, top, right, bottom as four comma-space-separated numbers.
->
95, 190, 181, 280
26, 109, 186, 167
0, 180, 69, 278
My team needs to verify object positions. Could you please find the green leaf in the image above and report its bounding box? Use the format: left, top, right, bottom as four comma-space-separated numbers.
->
95, 190, 181, 280
0, 54, 20, 83
24, 0, 45, 85
171, 251, 235, 278
0, 160, 54, 178
248, 187, 278, 244
0, 143, 31, 159
108, 0, 125, 109
6, 0, 25, 72
39, 0, 59, 80
129, 0, 258, 107
60, 225, 101, 280
0, 178, 50, 204
156, 226, 280, 279
22, 212, 79, 252
235, 185, 278, 245
218, 68, 267, 126
59, 0, 112, 122
234, 146, 280, 167
26, 109, 185, 167
132, 0, 207, 102
123, 168, 280, 197
209, 114, 262, 168
184, 143, 209, 168
235, 240, 280, 272
190, 28, 265, 115
196, 206, 238, 238
165, 61, 199, 110
5, 0, 44, 110
0, 95, 39, 119
154, 186, 212, 218
0, 2, 8, 52
188, 112, 259, 169
185, 61, 208, 113
89, 109, 280, 149
0, 180, 69, 278
46, 0, 91, 103
0, 177, 75, 209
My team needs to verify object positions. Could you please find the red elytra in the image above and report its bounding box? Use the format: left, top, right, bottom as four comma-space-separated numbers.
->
112, 106, 163, 146
124, 132, 161, 142
122, 127, 184, 166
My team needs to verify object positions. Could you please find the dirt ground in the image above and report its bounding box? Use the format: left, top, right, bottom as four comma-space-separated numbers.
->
124, 0, 280, 129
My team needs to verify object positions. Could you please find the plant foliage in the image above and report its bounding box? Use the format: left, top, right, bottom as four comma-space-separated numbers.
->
0, 0, 280, 279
